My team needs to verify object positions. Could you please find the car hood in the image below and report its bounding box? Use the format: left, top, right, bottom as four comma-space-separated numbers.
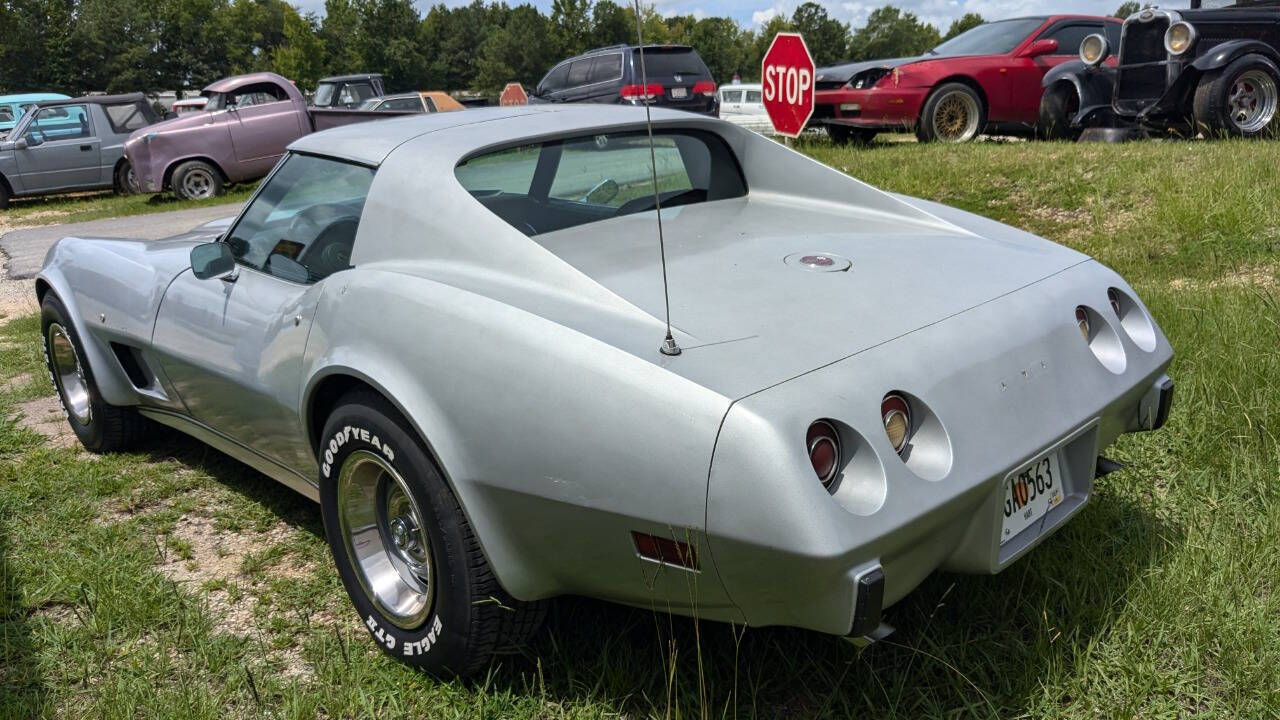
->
816, 56, 925, 84
127, 109, 217, 143
531, 193, 1089, 397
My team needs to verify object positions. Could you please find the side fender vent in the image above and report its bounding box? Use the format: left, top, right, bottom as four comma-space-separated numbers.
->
110, 342, 154, 389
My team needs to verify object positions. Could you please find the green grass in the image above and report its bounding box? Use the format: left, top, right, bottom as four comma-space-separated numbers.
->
2, 138, 1279, 718
2, 186, 256, 229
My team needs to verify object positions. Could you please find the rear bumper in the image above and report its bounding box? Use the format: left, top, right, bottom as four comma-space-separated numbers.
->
705, 260, 1174, 636
813, 87, 928, 130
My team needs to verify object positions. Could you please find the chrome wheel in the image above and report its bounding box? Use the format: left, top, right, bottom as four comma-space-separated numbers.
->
181, 168, 216, 199
1227, 69, 1278, 133
47, 323, 91, 426
932, 90, 981, 142
337, 450, 434, 629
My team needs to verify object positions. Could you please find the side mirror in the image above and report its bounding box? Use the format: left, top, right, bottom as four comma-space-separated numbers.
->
583, 178, 620, 204
14, 138, 28, 150
1021, 38, 1059, 58
190, 242, 235, 280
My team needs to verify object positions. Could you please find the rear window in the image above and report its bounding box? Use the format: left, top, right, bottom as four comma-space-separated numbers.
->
103, 103, 147, 134
588, 53, 623, 84
455, 129, 746, 237
631, 48, 710, 79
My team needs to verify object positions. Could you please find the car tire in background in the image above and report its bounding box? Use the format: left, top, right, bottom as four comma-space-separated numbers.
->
917, 82, 986, 143
827, 125, 877, 145
113, 161, 135, 196
171, 160, 223, 201
1038, 82, 1082, 141
318, 389, 545, 677
1193, 54, 1280, 138
0, 182, 9, 210
40, 295, 149, 452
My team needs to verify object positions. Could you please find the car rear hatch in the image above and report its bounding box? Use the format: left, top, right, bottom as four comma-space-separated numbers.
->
633, 47, 716, 113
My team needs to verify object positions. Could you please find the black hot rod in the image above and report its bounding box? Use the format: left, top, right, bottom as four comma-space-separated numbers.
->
1040, 0, 1280, 137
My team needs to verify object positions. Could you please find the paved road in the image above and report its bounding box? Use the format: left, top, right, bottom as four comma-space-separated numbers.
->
0, 203, 242, 279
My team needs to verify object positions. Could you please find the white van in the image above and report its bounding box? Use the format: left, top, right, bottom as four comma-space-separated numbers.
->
716, 83, 772, 133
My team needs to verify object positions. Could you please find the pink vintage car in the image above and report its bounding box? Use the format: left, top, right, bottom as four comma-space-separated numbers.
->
126, 72, 407, 200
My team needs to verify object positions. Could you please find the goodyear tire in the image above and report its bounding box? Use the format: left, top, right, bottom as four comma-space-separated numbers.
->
1038, 82, 1081, 140
917, 82, 986, 143
1194, 54, 1280, 138
318, 390, 544, 677
40, 295, 148, 452
171, 160, 223, 201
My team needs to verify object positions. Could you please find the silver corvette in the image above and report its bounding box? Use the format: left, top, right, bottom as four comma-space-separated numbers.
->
34, 106, 1174, 677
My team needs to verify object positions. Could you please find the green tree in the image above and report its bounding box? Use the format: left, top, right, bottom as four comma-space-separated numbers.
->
354, 0, 426, 90
942, 12, 984, 42
790, 2, 849, 66
846, 6, 940, 61
475, 3, 557, 91
592, 0, 634, 46
687, 17, 749, 83
321, 0, 364, 78
551, 0, 593, 56
1113, 2, 1141, 19
272, 10, 327, 89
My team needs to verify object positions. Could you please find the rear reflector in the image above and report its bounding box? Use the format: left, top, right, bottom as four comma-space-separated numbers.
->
620, 83, 662, 100
692, 81, 716, 97
632, 531, 699, 570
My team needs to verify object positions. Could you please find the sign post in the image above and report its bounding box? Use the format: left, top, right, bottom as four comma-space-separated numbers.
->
499, 83, 528, 106
761, 32, 815, 139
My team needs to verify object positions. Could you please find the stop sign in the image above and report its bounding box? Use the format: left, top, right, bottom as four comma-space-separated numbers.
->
761, 32, 815, 138
500, 83, 528, 106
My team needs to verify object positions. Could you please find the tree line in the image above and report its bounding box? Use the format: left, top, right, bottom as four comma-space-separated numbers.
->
0, 0, 1135, 98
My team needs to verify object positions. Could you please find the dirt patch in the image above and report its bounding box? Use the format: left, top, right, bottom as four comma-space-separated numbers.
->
1171, 264, 1280, 292
0, 276, 37, 321
0, 372, 32, 393
0, 209, 70, 236
14, 394, 77, 448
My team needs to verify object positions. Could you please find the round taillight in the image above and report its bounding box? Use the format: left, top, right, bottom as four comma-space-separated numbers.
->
806, 420, 841, 488
1107, 288, 1122, 316
1076, 306, 1090, 340
881, 393, 911, 455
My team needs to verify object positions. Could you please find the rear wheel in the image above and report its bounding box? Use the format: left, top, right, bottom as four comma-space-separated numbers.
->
40, 295, 148, 452
917, 83, 986, 143
171, 160, 223, 201
113, 161, 135, 196
827, 125, 877, 145
319, 390, 545, 677
1038, 82, 1081, 140
1193, 54, 1280, 138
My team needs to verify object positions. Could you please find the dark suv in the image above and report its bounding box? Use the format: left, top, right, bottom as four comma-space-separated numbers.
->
531, 45, 718, 115
1043, 0, 1280, 136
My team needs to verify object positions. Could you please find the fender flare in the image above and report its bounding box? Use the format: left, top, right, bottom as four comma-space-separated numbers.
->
0, 170, 13, 197
1042, 60, 1117, 126
1192, 40, 1280, 73
34, 270, 139, 407
162, 155, 228, 191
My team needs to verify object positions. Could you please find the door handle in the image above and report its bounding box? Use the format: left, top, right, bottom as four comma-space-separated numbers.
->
79, 144, 92, 151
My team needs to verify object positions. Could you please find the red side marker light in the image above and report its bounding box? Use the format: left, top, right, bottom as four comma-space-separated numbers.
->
632, 531, 699, 570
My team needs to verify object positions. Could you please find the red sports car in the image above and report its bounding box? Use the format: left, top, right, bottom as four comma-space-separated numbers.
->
813, 15, 1121, 143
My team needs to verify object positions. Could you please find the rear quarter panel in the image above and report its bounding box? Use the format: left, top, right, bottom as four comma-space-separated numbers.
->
302, 267, 742, 620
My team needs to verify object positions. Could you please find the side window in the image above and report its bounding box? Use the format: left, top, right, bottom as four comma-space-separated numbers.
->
548, 135, 692, 209
231, 83, 288, 107
382, 97, 419, 111
566, 59, 591, 87
224, 154, 375, 284
1041, 23, 1102, 55
540, 63, 571, 93
0, 107, 12, 123
587, 53, 622, 84
423, 96, 438, 112
744, 90, 762, 103
27, 105, 90, 142
723, 90, 743, 103
103, 103, 147, 134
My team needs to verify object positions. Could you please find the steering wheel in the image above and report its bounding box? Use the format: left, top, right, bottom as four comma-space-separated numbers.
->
297, 215, 360, 280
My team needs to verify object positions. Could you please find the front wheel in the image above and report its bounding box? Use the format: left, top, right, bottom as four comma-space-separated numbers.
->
318, 390, 544, 677
171, 160, 223, 201
917, 82, 986, 143
40, 295, 148, 452
1038, 82, 1082, 140
1193, 54, 1280, 138
113, 161, 135, 196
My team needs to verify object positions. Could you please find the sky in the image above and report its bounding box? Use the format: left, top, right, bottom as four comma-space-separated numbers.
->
292, 0, 1133, 33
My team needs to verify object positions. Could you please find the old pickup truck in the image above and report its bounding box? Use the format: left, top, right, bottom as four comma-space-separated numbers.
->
126, 72, 409, 200
0, 93, 161, 209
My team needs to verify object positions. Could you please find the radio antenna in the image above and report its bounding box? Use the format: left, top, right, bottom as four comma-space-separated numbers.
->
633, 0, 681, 356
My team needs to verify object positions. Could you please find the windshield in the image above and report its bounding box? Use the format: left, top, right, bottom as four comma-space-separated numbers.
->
929, 18, 1046, 56
314, 83, 337, 107
203, 91, 227, 111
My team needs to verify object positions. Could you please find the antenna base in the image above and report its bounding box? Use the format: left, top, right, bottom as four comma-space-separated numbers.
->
660, 337, 682, 356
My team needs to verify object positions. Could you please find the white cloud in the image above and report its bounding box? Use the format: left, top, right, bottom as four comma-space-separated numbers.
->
750, 7, 779, 25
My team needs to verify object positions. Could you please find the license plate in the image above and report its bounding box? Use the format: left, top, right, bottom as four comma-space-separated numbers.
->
671, 87, 688, 99
1001, 451, 1064, 544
